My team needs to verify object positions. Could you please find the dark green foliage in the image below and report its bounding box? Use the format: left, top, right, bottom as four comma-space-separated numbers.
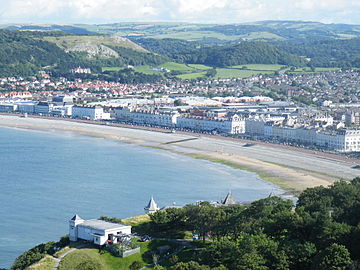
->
99, 216, 123, 223
0, 30, 72, 76
275, 38, 360, 68
11, 236, 69, 270
101, 68, 164, 83
129, 260, 144, 270
311, 243, 352, 270
132, 38, 199, 57
171, 42, 306, 67
170, 261, 212, 270
0, 30, 167, 78
76, 261, 102, 270
149, 178, 359, 270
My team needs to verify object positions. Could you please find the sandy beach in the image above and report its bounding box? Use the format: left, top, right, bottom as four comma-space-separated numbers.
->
0, 114, 358, 194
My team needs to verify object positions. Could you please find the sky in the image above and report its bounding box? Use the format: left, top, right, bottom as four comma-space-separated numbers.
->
0, 0, 359, 25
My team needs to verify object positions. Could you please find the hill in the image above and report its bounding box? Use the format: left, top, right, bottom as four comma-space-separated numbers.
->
3, 21, 360, 42
170, 41, 307, 67
0, 30, 167, 77
274, 38, 360, 68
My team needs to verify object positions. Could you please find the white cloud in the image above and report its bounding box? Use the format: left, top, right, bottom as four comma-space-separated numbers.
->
0, 0, 359, 24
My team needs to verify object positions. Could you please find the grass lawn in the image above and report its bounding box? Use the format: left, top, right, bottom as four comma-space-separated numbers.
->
176, 72, 207, 80
58, 240, 179, 270
28, 255, 55, 270
122, 214, 151, 226
290, 67, 341, 73
186, 64, 213, 70
160, 62, 194, 72
133, 65, 163, 75
215, 68, 273, 79
231, 64, 286, 71
102, 67, 124, 72
54, 247, 72, 258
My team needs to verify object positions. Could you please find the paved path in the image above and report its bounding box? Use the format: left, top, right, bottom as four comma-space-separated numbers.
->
52, 247, 81, 270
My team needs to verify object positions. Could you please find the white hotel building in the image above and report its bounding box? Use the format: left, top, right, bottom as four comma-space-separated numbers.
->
72, 105, 104, 120
114, 107, 179, 128
246, 118, 360, 152
176, 114, 245, 134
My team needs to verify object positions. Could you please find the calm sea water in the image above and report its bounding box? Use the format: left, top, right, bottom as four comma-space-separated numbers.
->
0, 127, 282, 268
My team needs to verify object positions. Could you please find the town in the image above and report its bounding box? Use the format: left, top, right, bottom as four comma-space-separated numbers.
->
1, 68, 360, 152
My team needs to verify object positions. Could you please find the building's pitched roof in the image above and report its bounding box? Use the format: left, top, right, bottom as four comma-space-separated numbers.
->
145, 196, 159, 211
71, 214, 83, 221
222, 191, 237, 205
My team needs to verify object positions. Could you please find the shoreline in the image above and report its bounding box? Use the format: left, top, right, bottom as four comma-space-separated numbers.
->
0, 114, 358, 194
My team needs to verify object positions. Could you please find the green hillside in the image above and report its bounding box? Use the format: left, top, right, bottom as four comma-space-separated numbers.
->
172, 41, 306, 67
0, 30, 166, 77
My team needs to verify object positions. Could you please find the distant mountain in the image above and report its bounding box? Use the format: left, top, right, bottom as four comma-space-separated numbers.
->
2, 21, 360, 42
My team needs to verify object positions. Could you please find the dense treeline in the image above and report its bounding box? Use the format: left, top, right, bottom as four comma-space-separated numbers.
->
274, 38, 360, 68
131, 38, 200, 57
170, 41, 306, 67
0, 30, 73, 76
131, 39, 306, 67
149, 178, 360, 270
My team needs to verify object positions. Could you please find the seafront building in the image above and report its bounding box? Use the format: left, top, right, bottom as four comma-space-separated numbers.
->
69, 214, 132, 245
177, 114, 245, 134
114, 107, 179, 128
72, 105, 105, 120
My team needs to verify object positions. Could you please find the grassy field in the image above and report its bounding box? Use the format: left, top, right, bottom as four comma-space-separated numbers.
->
176, 72, 207, 80
290, 67, 341, 73
102, 67, 124, 72
186, 64, 213, 70
231, 64, 286, 71
58, 240, 179, 270
122, 214, 151, 226
215, 68, 273, 79
102, 62, 337, 81
133, 65, 163, 75
28, 255, 55, 270
160, 62, 195, 72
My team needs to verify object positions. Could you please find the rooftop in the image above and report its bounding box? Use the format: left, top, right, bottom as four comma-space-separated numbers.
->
80, 219, 129, 231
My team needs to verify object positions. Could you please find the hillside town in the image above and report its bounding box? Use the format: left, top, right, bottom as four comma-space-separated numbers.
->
1, 69, 360, 152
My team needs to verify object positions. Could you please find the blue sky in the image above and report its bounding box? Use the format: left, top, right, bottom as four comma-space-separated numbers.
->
0, 0, 359, 25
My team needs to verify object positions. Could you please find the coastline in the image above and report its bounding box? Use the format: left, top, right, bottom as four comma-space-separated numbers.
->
0, 114, 358, 194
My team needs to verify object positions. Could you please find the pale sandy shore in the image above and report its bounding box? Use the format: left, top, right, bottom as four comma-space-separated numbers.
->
0, 114, 358, 194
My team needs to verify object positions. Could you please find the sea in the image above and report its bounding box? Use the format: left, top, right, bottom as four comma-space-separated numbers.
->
0, 127, 283, 268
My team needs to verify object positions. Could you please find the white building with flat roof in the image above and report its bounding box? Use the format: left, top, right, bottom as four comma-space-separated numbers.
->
72, 105, 104, 120
114, 107, 179, 128
69, 215, 132, 246
177, 114, 245, 134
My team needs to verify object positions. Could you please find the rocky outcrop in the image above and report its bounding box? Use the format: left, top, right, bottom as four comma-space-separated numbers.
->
67, 43, 119, 58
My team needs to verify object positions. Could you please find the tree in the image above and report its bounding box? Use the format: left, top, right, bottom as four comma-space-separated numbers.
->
129, 261, 144, 270
311, 243, 352, 270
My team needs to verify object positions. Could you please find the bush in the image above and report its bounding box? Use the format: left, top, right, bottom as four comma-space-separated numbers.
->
129, 260, 144, 270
